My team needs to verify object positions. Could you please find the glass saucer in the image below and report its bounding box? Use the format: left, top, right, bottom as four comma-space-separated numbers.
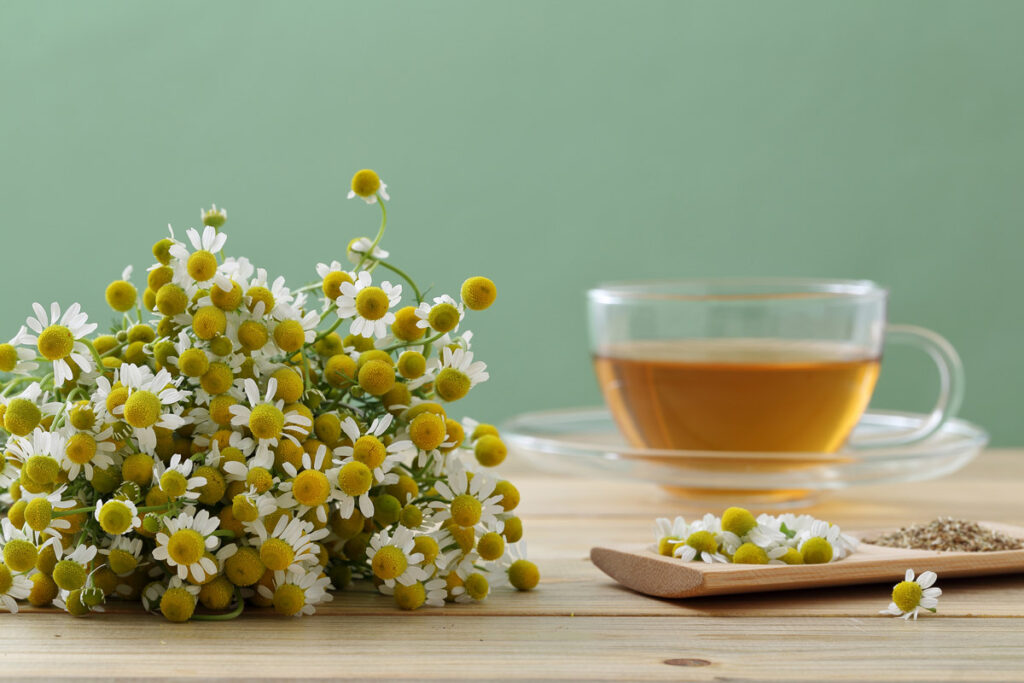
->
502, 408, 989, 507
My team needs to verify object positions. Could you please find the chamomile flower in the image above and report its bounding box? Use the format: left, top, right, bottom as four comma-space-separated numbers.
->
152, 509, 221, 581
145, 575, 201, 622
17, 302, 97, 384
654, 516, 691, 556
432, 346, 488, 402
115, 364, 190, 453
0, 519, 43, 573
51, 544, 98, 592
277, 445, 343, 523
229, 485, 278, 524
228, 378, 311, 460
335, 271, 402, 339
246, 516, 328, 573
59, 424, 116, 481
257, 568, 333, 617
0, 565, 32, 613
99, 536, 144, 576
881, 569, 942, 620
333, 413, 413, 478
429, 463, 503, 531
348, 169, 390, 204
243, 268, 296, 320
93, 498, 141, 536
19, 486, 77, 541
169, 226, 229, 288
366, 526, 429, 588
201, 203, 227, 227
414, 295, 465, 334
672, 527, 729, 564
0, 327, 39, 375
153, 454, 208, 502
5, 427, 67, 486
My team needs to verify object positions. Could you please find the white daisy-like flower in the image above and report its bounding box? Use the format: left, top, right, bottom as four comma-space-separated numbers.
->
434, 346, 489, 391
366, 526, 429, 588
230, 485, 278, 523
414, 294, 465, 333
271, 310, 320, 350
16, 302, 97, 384
246, 516, 328, 573
59, 543, 99, 580
334, 271, 402, 339
797, 519, 857, 561
152, 509, 221, 581
58, 424, 116, 481
243, 268, 296, 320
114, 364, 190, 454
169, 226, 230, 288
142, 575, 201, 615
429, 463, 504, 531
347, 237, 390, 261
0, 327, 39, 375
99, 536, 145, 580
880, 569, 942, 620
201, 203, 227, 225
316, 260, 353, 281
277, 445, 343, 524
654, 516, 691, 549
256, 568, 333, 616
227, 378, 311, 460
5, 427, 67, 473
19, 486, 77, 543
153, 454, 208, 502
93, 498, 141, 536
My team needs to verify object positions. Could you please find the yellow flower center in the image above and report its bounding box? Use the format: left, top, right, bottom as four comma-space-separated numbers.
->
412, 536, 439, 565
721, 507, 757, 537
249, 404, 285, 440
160, 586, 196, 622
123, 390, 162, 428
178, 348, 210, 378
24, 455, 60, 485
427, 303, 460, 333
460, 276, 497, 311
105, 280, 138, 312
409, 412, 446, 451
246, 466, 275, 493
473, 435, 507, 467
260, 538, 295, 572
338, 461, 373, 496
237, 320, 269, 351
508, 559, 540, 591
393, 581, 426, 610
271, 368, 304, 404
232, 494, 260, 523
160, 471, 189, 499
0, 343, 20, 372
892, 580, 923, 612
464, 572, 489, 600
23, 497, 53, 532
324, 353, 356, 388
4, 398, 41, 436
200, 362, 234, 395
477, 532, 505, 561
292, 469, 330, 507
273, 583, 306, 616
187, 250, 218, 282
155, 284, 188, 316
3, 539, 38, 573
37, 324, 74, 361
246, 286, 275, 315
371, 545, 407, 581
350, 169, 382, 198
211, 280, 242, 311
435, 368, 471, 402
355, 287, 390, 321
322, 271, 353, 300
65, 432, 97, 465
52, 559, 87, 591
351, 435, 385, 470
273, 320, 306, 353
732, 542, 768, 564
225, 547, 265, 587
450, 494, 482, 527
357, 360, 395, 396
108, 548, 138, 575
167, 529, 206, 566
684, 531, 718, 554
192, 305, 227, 340
98, 500, 135, 535
801, 538, 834, 564
121, 453, 155, 486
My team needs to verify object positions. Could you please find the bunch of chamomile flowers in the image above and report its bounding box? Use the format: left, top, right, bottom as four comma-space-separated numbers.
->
654, 507, 858, 565
0, 169, 538, 621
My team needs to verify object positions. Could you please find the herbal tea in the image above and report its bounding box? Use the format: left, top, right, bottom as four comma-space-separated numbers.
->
594, 339, 880, 452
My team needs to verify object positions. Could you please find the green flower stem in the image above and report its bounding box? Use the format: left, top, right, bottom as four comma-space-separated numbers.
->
80, 338, 105, 371
314, 314, 344, 342
211, 529, 236, 538
354, 195, 387, 272
191, 588, 245, 621
382, 330, 446, 353
53, 502, 176, 519
376, 260, 423, 304
0, 375, 39, 396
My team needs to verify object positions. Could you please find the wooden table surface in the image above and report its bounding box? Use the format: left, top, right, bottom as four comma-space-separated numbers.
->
3, 450, 1023, 681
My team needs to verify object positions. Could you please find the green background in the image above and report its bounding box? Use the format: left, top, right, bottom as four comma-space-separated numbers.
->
1, 1, 1021, 445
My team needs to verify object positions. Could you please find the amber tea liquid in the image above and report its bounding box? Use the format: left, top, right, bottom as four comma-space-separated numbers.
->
594, 339, 880, 452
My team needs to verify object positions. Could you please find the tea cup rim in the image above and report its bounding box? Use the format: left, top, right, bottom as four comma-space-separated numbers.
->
587, 277, 888, 304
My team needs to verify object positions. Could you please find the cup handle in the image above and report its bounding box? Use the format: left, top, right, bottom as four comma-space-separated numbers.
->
848, 324, 965, 449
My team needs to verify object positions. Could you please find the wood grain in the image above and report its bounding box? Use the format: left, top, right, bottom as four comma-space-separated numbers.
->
2, 449, 1023, 681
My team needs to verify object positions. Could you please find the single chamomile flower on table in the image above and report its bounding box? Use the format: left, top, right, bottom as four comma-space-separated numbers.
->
153, 454, 208, 503
257, 567, 333, 617
152, 508, 222, 582
367, 526, 429, 588
168, 226, 229, 288
114, 364, 191, 454
414, 294, 465, 335
246, 515, 328, 573
277, 445, 343, 524
16, 302, 98, 384
0, 326, 39, 375
335, 270, 402, 339
228, 377, 311, 461
881, 569, 942, 620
